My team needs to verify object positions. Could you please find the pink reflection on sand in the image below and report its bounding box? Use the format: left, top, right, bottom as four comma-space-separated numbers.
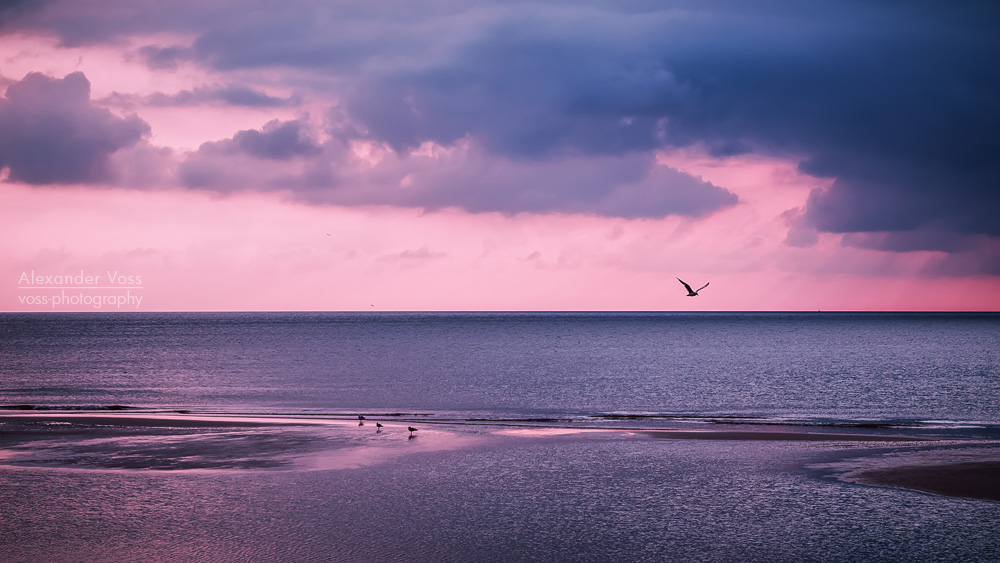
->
299, 425, 485, 471
495, 428, 616, 438
0, 413, 490, 473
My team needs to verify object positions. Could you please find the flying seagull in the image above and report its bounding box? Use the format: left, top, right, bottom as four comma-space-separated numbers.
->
677, 278, 709, 297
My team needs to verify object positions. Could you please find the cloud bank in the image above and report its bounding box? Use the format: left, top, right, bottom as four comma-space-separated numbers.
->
0, 72, 148, 184
2, 0, 998, 253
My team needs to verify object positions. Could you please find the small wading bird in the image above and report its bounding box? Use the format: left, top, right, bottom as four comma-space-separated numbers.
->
358, 414, 365, 426
677, 278, 709, 297
375, 422, 383, 433
408, 426, 418, 436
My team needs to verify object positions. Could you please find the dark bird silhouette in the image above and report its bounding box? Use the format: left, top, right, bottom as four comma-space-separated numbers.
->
358, 414, 365, 426
375, 422, 383, 433
677, 278, 709, 297
407, 426, 418, 436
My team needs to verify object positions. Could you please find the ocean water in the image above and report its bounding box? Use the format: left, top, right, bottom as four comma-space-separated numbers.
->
2, 312, 1000, 562
2, 312, 999, 428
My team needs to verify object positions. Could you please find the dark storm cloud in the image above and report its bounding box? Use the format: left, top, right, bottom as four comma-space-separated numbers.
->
0, 0, 229, 46
0, 72, 149, 184
842, 230, 981, 254
338, 2, 1000, 244
3, 0, 999, 243
0, 0, 46, 26
921, 250, 1000, 277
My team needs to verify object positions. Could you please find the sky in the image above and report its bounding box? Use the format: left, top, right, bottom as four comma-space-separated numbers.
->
1, 0, 999, 311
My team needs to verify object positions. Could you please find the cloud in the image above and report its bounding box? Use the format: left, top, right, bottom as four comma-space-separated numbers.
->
0, 72, 149, 184
107, 85, 299, 108
920, 250, 1000, 277
332, 144, 737, 218
842, 230, 984, 255
380, 245, 447, 266
0, 0, 45, 28
173, 1, 1000, 244
136, 45, 193, 70
839, 228, 1000, 277
197, 119, 321, 160
780, 208, 818, 248
337, 3, 1000, 246
177, 131, 738, 218
341, 10, 687, 159
2, 1, 998, 248
177, 119, 323, 190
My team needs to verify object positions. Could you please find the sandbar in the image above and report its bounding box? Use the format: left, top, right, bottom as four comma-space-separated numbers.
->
0, 413, 321, 428
847, 461, 1000, 501
7, 412, 997, 505
0, 412, 481, 472
643, 429, 923, 441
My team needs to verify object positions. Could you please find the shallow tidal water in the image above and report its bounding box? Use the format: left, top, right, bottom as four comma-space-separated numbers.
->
2, 431, 999, 563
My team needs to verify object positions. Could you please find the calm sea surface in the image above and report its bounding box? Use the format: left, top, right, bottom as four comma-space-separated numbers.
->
2, 312, 999, 427
2, 312, 999, 563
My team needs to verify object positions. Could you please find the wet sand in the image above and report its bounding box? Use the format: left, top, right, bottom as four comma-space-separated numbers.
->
643, 430, 923, 441
847, 461, 1000, 501
0, 413, 320, 428
0, 413, 483, 471
2, 413, 997, 502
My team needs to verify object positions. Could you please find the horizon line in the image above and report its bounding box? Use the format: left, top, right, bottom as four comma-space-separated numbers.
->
1, 309, 998, 314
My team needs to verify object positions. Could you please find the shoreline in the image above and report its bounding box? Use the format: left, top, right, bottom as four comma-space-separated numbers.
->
0, 412, 934, 438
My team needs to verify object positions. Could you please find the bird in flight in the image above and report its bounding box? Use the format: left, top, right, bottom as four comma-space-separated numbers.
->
677, 278, 709, 297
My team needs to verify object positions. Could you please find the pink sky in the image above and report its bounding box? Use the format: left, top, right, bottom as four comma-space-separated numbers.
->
2, 6, 999, 312
3, 157, 995, 312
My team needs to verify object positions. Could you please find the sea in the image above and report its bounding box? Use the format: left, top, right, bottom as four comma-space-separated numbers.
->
1, 312, 999, 562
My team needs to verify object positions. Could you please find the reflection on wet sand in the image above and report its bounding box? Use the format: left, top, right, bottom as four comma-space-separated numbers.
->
2, 413, 998, 503
0, 414, 481, 472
